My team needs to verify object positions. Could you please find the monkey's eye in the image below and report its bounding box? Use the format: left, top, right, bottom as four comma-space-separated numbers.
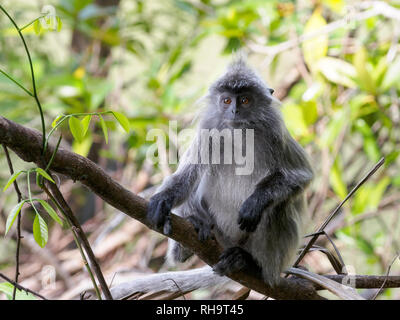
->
241, 97, 249, 105
223, 97, 232, 104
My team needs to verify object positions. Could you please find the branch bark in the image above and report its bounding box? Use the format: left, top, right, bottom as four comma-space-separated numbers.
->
0, 115, 324, 300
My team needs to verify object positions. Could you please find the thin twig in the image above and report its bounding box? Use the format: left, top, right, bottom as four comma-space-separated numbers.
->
2, 145, 23, 300
0, 272, 47, 300
0, 5, 46, 152
372, 252, 400, 300
293, 157, 385, 267
41, 179, 113, 300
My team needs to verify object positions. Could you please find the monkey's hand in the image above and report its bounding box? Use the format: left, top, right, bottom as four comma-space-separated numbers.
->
147, 191, 175, 235
238, 193, 271, 232
187, 215, 214, 242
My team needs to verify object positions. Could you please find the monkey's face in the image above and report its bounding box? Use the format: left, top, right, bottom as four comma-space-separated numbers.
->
216, 88, 274, 127
219, 91, 254, 122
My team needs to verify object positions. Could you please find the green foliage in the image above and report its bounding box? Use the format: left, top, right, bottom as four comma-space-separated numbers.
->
0, 283, 36, 300
33, 213, 48, 248
1, 0, 399, 294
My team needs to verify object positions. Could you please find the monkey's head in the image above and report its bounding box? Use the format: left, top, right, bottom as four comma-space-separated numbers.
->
204, 57, 277, 129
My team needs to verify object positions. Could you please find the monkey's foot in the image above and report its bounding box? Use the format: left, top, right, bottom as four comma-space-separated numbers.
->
187, 215, 214, 242
213, 247, 261, 277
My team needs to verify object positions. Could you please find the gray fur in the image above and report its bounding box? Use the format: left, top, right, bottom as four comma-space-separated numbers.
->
150, 57, 313, 286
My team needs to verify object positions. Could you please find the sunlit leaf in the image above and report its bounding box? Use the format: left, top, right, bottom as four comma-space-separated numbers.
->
68, 116, 84, 142
5, 201, 25, 235
281, 103, 308, 138
72, 133, 93, 157
3, 171, 23, 192
319, 109, 347, 147
33, 213, 48, 248
354, 119, 380, 162
81, 115, 92, 137
99, 115, 108, 144
35, 168, 55, 183
367, 177, 390, 210
381, 56, 400, 91
37, 199, 63, 226
111, 111, 130, 132
0, 283, 36, 300
353, 47, 375, 94
323, 0, 345, 13
302, 8, 328, 72
330, 158, 347, 199
33, 20, 41, 35
317, 57, 357, 88
51, 114, 64, 128
56, 16, 62, 32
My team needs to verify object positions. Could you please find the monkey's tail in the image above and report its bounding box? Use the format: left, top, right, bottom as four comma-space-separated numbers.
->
109, 266, 230, 299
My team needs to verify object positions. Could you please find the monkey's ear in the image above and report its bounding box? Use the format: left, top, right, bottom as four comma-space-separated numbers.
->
268, 88, 274, 95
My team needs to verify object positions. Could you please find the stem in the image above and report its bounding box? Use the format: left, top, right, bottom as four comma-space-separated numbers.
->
2, 145, 23, 300
0, 5, 46, 153
71, 226, 102, 300
0, 68, 33, 96
41, 186, 102, 299
41, 181, 113, 299
19, 16, 45, 31
293, 157, 385, 267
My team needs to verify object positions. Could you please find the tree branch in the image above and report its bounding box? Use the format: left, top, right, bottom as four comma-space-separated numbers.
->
0, 115, 325, 299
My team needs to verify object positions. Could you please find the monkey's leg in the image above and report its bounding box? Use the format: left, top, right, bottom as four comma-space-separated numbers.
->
213, 247, 261, 278
167, 238, 193, 263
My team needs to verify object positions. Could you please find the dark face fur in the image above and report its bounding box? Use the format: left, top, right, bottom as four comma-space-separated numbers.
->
203, 59, 276, 130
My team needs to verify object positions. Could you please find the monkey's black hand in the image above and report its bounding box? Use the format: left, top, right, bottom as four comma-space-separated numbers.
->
147, 192, 175, 235
213, 247, 261, 277
187, 215, 214, 242
238, 194, 270, 232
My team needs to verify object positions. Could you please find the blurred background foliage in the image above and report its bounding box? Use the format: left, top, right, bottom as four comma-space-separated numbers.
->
0, 0, 399, 299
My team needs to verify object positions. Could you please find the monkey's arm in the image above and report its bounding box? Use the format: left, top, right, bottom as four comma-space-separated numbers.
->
238, 168, 312, 232
148, 163, 201, 234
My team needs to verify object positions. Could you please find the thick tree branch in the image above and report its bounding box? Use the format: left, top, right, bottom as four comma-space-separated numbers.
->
0, 115, 324, 299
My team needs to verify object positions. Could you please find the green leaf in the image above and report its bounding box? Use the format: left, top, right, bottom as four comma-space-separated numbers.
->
3, 171, 23, 192
5, 201, 25, 235
72, 132, 93, 157
99, 115, 108, 144
33, 213, 48, 248
281, 103, 308, 138
329, 158, 348, 199
111, 111, 130, 132
0, 283, 36, 300
69, 116, 85, 142
81, 115, 92, 137
353, 47, 375, 94
381, 56, 400, 91
354, 119, 380, 162
317, 57, 357, 88
302, 8, 328, 72
35, 168, 55, 183
56, 16, 62, 32
52, 114, 64, 128
367, 177, 390, 210
33, 20, 41, 35
37, 200, 63, 226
